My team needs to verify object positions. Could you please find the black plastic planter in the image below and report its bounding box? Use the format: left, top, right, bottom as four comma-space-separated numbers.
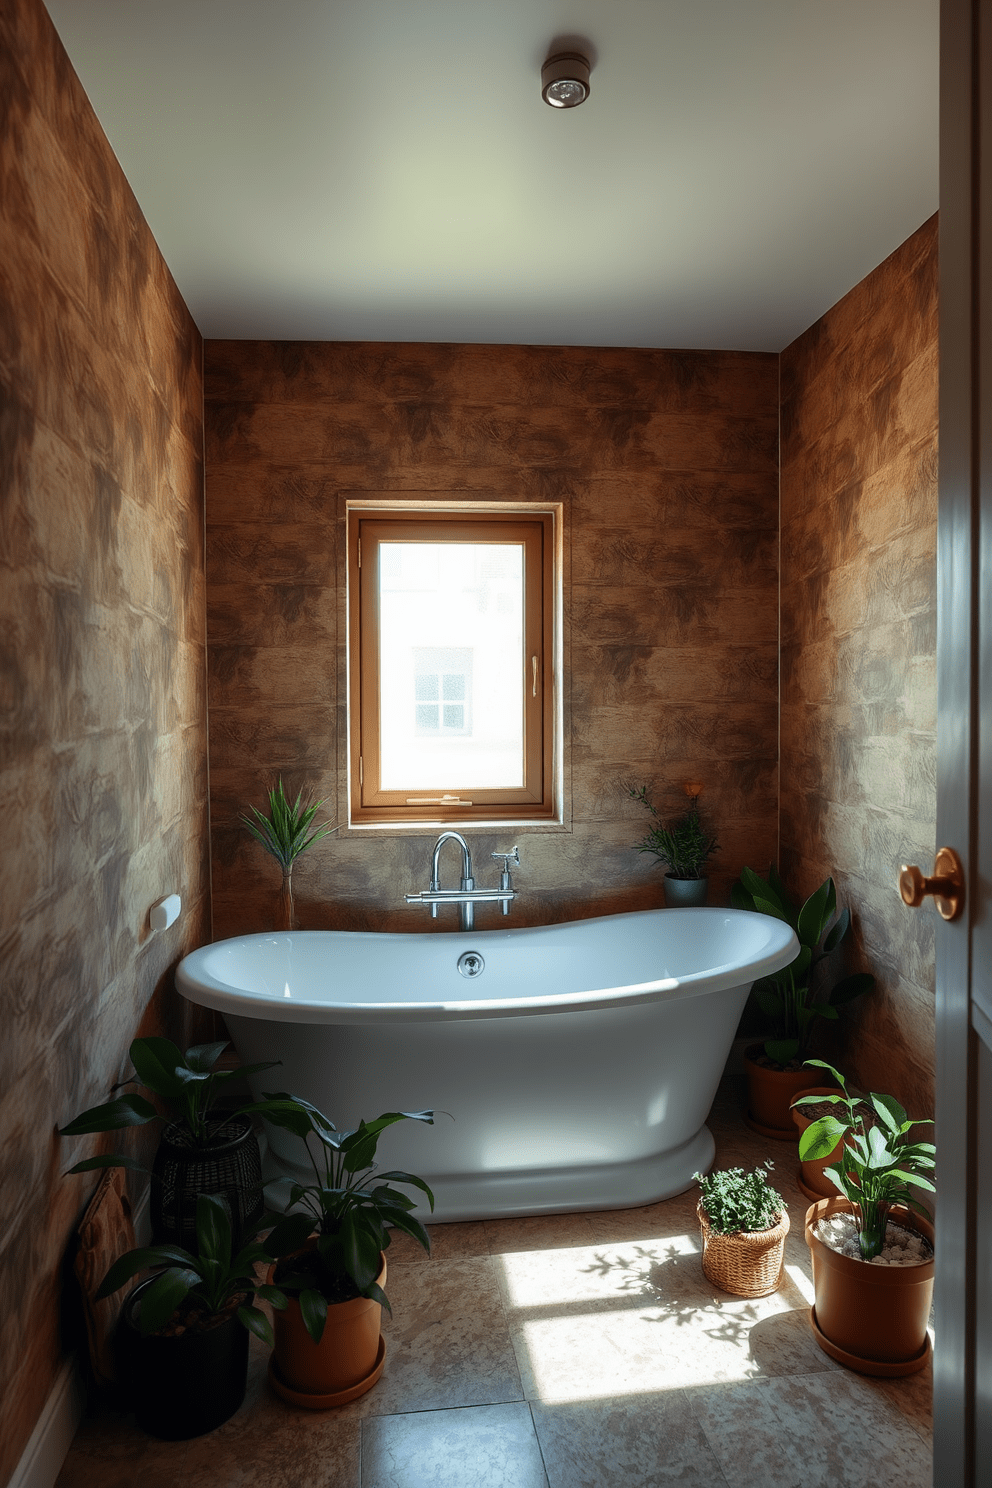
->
118, 1281, 250, 1439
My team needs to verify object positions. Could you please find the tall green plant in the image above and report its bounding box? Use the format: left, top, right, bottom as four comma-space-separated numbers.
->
241, 778, 336, 869
731, 867, 873, 1066
251, 1094, 434, 1342
59, 1038, 282, 1161
795, 1060, 935, 1260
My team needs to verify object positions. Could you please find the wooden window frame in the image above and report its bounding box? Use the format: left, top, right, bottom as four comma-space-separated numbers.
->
348, 506, 556, 825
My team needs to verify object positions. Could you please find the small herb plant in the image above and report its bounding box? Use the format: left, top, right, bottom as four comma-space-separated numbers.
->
253, 1094, 435, 1342
97, 1192, 286, 1342
59, 1038, 282, 1169
795, 1059, 936, 1260
630, 781, 719, 880
241, 778, 336, 870
694, 1163, 784, 1234
731, 867, 874, 1067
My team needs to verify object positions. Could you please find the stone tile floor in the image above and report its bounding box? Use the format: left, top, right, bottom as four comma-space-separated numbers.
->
55, 1070, 932, 1488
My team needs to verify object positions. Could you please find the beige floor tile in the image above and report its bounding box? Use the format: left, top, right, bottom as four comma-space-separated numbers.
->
874, 1353, 934, 1440
483, 1211, 597, 1254
531, 1392, 729, 1488
337, 1256, 522, 1419
583, 1186, 701, 1245
686, 1370, 932, 1488
360, 1403, 548, 1488
54, 1406, 189, 1488
180, 1335, 362, 1487
387, 1218, 491, 1262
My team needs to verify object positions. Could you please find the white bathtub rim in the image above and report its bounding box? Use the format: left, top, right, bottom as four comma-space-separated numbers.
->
176, 908, 798, 1026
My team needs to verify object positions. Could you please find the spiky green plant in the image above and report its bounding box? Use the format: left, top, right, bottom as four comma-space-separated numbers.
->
630, 784, 719, 879
241, 778, 336, 869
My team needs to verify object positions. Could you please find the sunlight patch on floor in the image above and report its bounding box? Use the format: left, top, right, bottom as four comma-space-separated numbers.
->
496, 1238, 811, 1404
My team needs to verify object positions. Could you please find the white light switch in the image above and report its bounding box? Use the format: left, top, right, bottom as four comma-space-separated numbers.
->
150, 893, 182, 931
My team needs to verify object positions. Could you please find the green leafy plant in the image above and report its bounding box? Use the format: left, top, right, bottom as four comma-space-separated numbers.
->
241, 778, 336, 870
253, 1095, 435, 1342
693, 1162, 784, 1234
97, 1192, 286, 1341
630, 781, 719, 879
731, 867, 874, 1067
59, 1038, 283, 1166
795, 1060, 936, 1261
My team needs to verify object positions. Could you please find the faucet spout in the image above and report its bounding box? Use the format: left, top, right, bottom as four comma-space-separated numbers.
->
430, 831, 474, 893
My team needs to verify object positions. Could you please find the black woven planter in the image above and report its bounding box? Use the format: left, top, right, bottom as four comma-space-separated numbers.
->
150, 1114, 263, 1252
118, 1280, 249, 1439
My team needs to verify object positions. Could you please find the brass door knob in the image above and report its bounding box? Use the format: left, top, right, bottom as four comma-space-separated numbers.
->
898, 847, 965, 921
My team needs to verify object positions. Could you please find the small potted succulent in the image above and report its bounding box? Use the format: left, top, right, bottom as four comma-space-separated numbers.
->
59, 1038, 287, 1251
250, 1093, 435, 1407
730, 868, 874, 1137
693, 1162, 790, 1298
101, 1193, 287, 1439
796, 1059, 936, 1376
630, 780, 719, 906
241, 777, 337, 930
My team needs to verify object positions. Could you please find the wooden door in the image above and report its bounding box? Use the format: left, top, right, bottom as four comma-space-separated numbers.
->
933, 1, 992, 1479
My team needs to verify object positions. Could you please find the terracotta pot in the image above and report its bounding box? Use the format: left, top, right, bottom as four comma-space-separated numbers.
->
804, 1196, 934, 1377
697, 1200, 789, 1297
744, 1045, 836, 1140
270, 1247, 386, 1406
790, 1086, 848, 1201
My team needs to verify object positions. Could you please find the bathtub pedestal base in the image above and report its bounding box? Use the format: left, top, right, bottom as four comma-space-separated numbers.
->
262, 1125, 716, 1225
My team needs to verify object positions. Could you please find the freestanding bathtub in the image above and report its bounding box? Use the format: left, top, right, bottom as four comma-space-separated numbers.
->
176, 908, 797, 1223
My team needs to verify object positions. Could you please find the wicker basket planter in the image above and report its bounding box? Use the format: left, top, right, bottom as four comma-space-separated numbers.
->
697, 1200, 790, 1297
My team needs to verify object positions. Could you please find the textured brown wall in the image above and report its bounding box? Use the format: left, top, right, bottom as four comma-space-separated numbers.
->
779, 215, 938, 1115
0, 2, 210, 1479
204, 343, 780, 938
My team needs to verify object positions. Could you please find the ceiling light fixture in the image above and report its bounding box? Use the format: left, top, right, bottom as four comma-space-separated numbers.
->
541, 51, 590, 108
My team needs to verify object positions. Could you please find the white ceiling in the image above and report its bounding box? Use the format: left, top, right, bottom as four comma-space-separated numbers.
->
45, 0, 939, 351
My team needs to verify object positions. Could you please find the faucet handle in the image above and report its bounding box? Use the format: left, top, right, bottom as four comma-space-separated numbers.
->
491, 846, 519, 873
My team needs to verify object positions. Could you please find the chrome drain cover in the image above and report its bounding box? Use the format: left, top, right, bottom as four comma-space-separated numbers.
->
457, 951, 485, 978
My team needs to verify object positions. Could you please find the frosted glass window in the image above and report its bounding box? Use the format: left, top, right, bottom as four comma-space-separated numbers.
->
379, 546, 524, 789
348, 507, 555, 824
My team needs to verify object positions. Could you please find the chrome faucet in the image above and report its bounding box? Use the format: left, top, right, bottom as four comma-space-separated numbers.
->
431, 831, 475, 925
405, 835, 519, 930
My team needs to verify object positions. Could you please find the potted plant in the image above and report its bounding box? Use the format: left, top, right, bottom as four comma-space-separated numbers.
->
251, 1093, 435, 1408
796, 1059, 936, 1376
730, 867, 874, 1137
99, 1193, 287, 1439
241, 777, 337, 930
789, 1083, 879, 1202
693, 1162, 790, 1297
59, 1038, 287, 1251
630, 780, 719, 906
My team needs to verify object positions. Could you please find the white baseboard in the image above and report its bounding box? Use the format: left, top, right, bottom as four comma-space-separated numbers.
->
7, 1355, 85, 1488
9, 1182, 152, 1488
